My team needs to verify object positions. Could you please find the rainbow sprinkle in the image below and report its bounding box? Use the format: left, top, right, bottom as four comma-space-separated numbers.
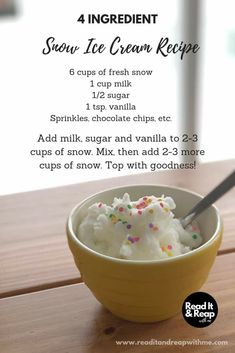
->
148, 223, 158, 232
127, 236, 140, 244
109, 214, 118, 224
161, 244, 173, 257
135, 197, 153, 210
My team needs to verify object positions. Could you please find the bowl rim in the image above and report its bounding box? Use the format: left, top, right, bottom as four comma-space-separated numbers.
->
67, 184, 223, 265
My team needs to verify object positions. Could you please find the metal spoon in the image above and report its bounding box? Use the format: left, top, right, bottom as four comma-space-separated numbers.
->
180, 170, 235, 228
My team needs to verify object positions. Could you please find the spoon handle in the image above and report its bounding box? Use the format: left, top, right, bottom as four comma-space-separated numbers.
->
181, 170, 235, 228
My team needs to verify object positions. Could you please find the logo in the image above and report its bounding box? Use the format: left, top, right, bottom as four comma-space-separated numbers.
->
182, 292, 218, 327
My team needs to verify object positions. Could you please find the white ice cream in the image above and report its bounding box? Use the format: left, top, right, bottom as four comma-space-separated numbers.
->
78, 193, 202, 260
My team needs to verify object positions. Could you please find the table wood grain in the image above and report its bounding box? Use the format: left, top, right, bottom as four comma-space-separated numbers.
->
0, 160, 234, 297
1, 253, 234, 353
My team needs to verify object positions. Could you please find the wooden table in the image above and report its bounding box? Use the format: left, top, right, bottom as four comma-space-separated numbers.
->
0, 160, 234, 353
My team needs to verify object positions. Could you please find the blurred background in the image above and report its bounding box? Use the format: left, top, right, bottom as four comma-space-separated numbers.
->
0, 0, 234, 195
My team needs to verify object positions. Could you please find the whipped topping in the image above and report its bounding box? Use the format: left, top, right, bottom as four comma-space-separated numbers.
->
77, 193, 202, 260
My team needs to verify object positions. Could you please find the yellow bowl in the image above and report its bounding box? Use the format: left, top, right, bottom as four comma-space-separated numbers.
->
67, 185, 222, 323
